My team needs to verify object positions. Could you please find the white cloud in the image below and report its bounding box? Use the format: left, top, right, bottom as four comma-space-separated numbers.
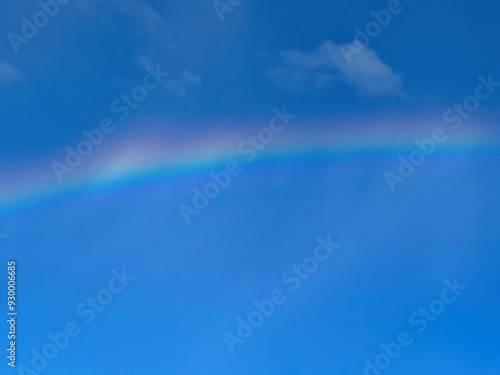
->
73, 0, 202, 98
268, 40, 403, 96
0, 62, 22, 84
164, 69, 201, 97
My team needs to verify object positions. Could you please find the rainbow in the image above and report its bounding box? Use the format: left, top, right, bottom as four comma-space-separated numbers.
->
1, 116, 499, 214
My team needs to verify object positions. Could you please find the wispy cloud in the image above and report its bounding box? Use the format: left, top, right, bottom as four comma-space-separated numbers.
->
75, 0, 203, 97
268, 40, 403, 96
0, 62, 22, 84
164, 69, 201, 97
75, 0, 175, 65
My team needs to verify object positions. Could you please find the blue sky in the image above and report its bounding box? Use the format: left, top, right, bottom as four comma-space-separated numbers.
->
1, 0, 500, 374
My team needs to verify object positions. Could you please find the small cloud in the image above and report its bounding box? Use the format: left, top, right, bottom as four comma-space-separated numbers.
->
323, 41, 403, 96
0, 62, 22, 84
74, 0, 176, 66
74, 0, 166, 28
108, 0, 167, 35
268, 40, 403, 96
72, 0, 99, 16
164, 70, 201, 97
